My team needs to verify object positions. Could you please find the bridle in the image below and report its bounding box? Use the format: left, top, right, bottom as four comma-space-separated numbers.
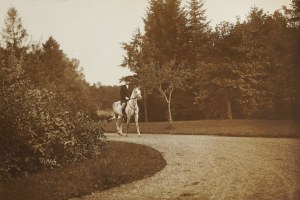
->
126, 90, 141, 111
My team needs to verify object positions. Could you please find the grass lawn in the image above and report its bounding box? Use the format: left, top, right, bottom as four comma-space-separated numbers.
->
0, 141, 166, 200
104, 119, 299, 138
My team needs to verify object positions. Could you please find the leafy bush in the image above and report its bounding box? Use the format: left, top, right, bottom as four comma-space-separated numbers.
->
0, 53, 107, 180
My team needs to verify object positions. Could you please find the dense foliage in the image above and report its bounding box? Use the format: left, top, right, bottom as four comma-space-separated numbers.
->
121, 0, 300, 122
0, 8, 108, 179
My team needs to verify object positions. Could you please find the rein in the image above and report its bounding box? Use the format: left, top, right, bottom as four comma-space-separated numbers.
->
126, 91, 140, 111
128, 97, 138, 100
127, 97, 138, 111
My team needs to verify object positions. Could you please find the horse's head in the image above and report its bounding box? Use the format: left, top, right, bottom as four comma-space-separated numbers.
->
132, 86, 142, 100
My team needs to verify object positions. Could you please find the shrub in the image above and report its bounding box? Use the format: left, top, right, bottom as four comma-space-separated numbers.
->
0, 53, 107, 179
0, 85, 107, 179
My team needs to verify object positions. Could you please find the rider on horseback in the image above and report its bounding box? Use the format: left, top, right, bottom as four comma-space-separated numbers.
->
120, 78, 132, 119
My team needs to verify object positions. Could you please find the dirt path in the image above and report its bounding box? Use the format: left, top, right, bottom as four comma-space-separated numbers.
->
75, 134, 300, 200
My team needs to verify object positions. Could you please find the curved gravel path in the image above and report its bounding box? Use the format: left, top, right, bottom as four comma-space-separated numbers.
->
75, 133, 300, 200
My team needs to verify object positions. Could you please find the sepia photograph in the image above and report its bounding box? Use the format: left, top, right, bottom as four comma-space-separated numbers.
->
0, 0, 299, 199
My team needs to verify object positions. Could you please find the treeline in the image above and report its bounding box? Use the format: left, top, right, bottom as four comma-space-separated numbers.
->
121, 0, 300, 124
0, 8, 115, 179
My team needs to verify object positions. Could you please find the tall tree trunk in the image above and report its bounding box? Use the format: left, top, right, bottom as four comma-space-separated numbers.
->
225, 89, 233, 120
167, 91, 173, 126
167, 100, 173, 125
143, 88, 148, 122
158, 84, 174, 126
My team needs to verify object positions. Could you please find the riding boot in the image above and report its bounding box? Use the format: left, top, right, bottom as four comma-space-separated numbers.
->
122, 108, 127, 120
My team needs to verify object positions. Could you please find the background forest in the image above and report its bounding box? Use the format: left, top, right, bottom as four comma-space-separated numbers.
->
121, 0, 300, 124
0, 0, 299, 178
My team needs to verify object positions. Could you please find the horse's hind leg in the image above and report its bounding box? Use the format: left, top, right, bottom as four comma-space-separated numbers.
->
115, 115, 119, 135
115, 114, 122, 136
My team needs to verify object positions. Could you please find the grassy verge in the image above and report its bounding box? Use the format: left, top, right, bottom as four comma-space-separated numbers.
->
104, 119, 299, 138
0, 141, 166, 200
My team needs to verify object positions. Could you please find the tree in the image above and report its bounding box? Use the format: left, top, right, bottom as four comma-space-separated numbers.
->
143, 0, 189, 125
143, 0, 188, 66
285, 0, 300, 27
40, 37, 66, 85
0, 7, 108, 179
121, 29, 151, 122
194, 8, 272, 119
194, 21, 235, 119
1, 7, 27, 54
23, 43, 44, 85
1, 7, 28, 88
121, 0, 189, 125
175, 0, 213, 120
258, 10, 296, 118
186, 0, 211, 68
281, 0, 300, 119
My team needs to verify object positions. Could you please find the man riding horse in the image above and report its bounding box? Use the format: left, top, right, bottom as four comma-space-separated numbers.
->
113, 80, 142, 136
120, 78, 133, 119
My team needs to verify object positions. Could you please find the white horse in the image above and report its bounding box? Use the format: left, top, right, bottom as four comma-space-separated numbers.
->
112, 86, 142, 136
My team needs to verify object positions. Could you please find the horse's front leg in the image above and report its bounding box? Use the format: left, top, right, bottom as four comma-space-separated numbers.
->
135, 113, 141, 136
125, 116, 130, 137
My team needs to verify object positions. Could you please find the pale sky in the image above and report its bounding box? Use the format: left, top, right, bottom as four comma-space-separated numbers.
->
0, 0, 291, 86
